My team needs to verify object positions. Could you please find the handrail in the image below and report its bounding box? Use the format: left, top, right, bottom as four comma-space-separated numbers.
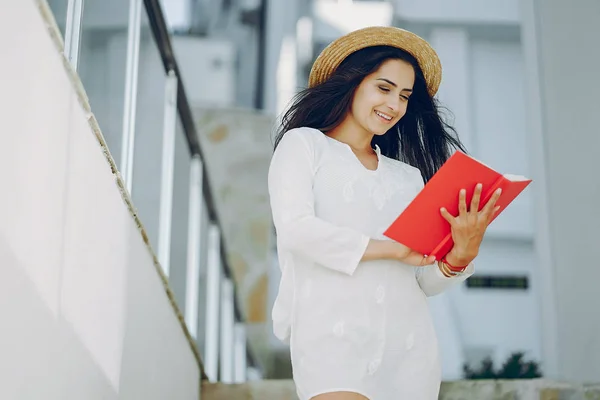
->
142, 0, 254, 363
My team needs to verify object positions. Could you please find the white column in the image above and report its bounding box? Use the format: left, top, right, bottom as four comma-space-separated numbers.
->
204, 224, 221, 381
184, 156, 203, 336
157, 71, 178, 277
63, 0, 84, 69
233, 323, 247, 383
263, 0, 299, 114
120, 0, 142, 193
219, 277, 235, 383
429, 28, 475, 152
521, 0, 600, 382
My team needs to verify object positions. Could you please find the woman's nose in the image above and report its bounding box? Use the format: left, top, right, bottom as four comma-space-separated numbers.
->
386, 98, 400, 112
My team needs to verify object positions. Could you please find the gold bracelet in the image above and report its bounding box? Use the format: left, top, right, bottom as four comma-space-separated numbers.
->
438, 260, 461, 278
437, 261, 455, 277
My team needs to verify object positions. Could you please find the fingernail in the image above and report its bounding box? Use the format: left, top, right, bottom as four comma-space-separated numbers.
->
497, 189, 502, 194
440, 207, 446, 212
477, 183, 482, 189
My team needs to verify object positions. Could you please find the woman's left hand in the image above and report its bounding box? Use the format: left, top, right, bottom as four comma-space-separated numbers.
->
440, 183, 502, 266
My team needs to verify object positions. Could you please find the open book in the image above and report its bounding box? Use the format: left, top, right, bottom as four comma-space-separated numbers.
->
383, 151, 532, 260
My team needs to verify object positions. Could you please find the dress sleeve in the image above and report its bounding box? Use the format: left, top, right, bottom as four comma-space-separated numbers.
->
416, 261, 475, 297
268, 128, 370, 276
410, 168, 475, 296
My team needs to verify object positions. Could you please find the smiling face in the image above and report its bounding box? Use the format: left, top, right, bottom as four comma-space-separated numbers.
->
348, 59, 415, 136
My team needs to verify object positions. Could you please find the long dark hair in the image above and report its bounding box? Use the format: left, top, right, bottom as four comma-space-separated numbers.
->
274, 45, 466, 182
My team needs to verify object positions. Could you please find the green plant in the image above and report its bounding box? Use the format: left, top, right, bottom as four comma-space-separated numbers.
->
463, 352, 542, 380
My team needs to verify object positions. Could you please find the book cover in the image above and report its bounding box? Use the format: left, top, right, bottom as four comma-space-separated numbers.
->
383, 151, 532, 259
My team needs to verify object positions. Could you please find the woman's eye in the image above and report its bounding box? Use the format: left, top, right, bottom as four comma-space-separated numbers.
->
400, 95, 409, 101
378, 86, 390, 92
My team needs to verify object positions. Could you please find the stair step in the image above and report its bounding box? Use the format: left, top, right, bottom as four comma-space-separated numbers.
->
202, 379, 600, 399
201, 380, 298, 400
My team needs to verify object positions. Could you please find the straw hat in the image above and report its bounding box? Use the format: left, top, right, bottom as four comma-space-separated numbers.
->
308, 26, 442, 96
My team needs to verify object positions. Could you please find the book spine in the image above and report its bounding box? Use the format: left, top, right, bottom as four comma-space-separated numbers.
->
431, 234, 453, 260
430, 175, 506, 260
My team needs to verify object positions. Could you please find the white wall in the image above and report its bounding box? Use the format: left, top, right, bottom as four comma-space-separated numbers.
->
160, 0, 193, 31
392, 0, 520, 24
521, 0, 600, 382
0, 2, 200, 398
425, 27, 541, 375
470, 38, 533, 238
467, 38, 540, 365
173, 36, 237, 108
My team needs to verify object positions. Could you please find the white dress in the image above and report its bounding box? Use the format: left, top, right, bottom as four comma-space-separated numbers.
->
268, 127, 474, 400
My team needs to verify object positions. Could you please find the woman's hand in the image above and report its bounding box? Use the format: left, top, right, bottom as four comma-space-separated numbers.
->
395, 243, 438, 267
362, 240, 436, 266
440, 183, 502, 266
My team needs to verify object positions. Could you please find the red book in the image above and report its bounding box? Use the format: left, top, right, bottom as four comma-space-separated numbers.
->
383, 151, 532, 260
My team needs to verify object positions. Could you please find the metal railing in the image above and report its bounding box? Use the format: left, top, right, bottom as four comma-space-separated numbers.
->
54, 0, 259, 383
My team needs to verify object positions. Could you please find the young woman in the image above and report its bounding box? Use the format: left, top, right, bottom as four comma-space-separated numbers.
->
267, 27, 502, 400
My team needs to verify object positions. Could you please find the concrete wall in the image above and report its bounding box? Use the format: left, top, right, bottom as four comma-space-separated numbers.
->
0, 1, 200, 398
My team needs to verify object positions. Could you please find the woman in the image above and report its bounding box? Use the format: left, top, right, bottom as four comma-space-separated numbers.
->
267, 27, 501, 400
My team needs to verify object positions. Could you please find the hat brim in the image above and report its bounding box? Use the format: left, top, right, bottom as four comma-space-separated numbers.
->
308, 26, 441, 96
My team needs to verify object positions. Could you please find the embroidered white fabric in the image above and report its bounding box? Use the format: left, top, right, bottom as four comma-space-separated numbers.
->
268, 127, 474, 400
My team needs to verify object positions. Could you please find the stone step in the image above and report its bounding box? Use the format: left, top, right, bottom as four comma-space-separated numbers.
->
201, 380, 297, 400
439, 379, 600, 400
201, 379, 600, 400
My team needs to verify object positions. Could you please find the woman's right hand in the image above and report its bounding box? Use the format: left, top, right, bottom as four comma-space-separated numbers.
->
362, 239, 436, 266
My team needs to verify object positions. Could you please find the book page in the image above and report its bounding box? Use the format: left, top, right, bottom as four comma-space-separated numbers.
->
503, 173, 530, 182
